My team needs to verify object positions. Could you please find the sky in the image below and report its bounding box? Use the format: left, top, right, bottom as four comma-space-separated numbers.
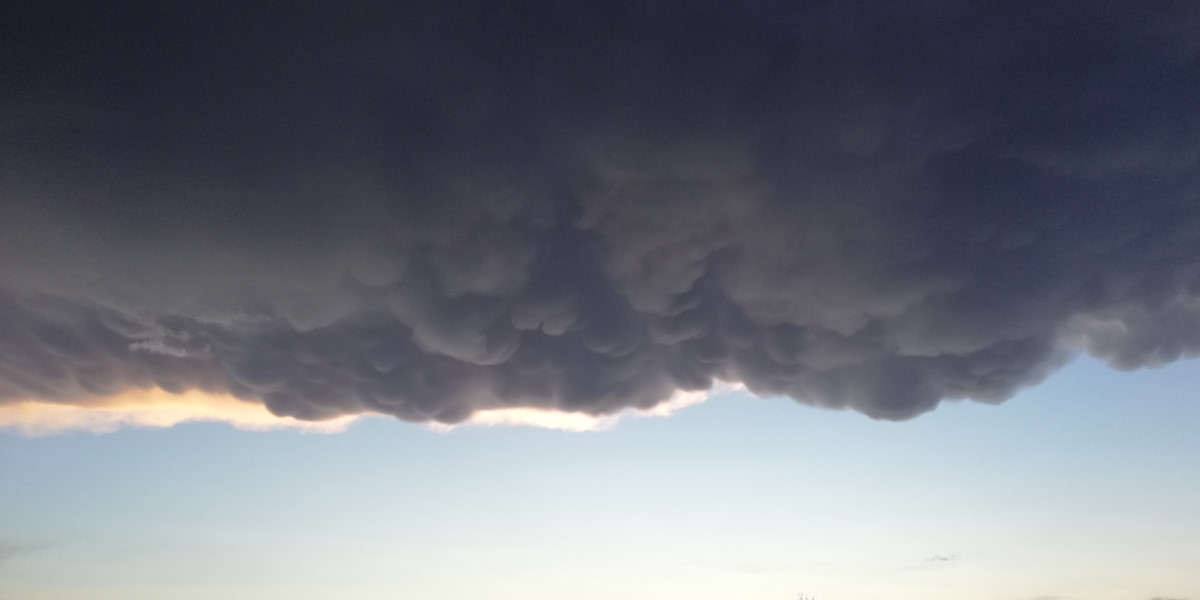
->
3, 356, 1198, 600
2, 2, 1200, 599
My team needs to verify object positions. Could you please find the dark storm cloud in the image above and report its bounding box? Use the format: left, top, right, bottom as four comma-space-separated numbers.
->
3, 1, 1200, 423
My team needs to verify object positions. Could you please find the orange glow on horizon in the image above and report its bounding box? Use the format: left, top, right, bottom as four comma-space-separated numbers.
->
0, 388, 361, 436
0, 382, 741, 436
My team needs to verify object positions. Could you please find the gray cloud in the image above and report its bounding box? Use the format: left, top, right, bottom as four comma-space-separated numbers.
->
2, 1, 1199, 424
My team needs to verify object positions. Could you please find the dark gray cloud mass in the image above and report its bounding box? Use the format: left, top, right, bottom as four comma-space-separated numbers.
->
2, 1, 1200, 423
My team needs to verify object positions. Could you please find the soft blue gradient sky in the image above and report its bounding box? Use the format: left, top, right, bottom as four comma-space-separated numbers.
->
2, 356, 1198, 600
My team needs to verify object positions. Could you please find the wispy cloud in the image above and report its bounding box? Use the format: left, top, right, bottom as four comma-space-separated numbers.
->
0, 541, 51, 568
925, 554, 960, 563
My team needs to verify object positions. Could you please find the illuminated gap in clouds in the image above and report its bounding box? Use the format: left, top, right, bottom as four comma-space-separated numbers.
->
0, 388, 362, 437
428, 381, 744, 433
0, 383, 742, 436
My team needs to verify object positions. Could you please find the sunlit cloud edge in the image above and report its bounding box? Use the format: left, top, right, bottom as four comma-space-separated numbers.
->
0, 382, 744, 437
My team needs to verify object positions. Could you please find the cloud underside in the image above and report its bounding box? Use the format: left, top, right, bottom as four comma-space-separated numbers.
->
2, 2, 1200, 432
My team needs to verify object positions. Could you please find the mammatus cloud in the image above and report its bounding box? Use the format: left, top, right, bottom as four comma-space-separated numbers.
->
2, 2, 1200, 433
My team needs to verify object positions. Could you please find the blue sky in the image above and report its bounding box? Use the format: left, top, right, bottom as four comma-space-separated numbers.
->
3, 355, 1197, 600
